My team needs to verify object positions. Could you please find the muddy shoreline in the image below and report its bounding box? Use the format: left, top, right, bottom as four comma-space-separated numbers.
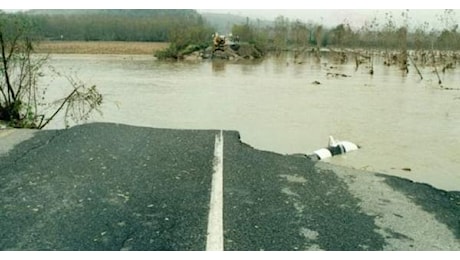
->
35, 41, 169, 55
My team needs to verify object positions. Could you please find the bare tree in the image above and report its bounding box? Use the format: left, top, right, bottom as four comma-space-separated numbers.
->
0, 13, 102, 129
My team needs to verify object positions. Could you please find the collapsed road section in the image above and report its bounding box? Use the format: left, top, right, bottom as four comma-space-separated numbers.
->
0, 123, 458, 250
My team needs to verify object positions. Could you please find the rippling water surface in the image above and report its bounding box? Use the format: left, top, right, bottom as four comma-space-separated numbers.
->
43, 53, 460, 191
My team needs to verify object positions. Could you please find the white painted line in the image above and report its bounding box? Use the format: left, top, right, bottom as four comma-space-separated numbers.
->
206, 130, 224, 251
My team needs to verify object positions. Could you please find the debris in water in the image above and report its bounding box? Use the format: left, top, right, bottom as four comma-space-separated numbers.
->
327, 72, 351, 78
391, 167, 412, 172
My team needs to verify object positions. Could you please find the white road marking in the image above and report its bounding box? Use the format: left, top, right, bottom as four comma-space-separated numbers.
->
206, 130, 224, 251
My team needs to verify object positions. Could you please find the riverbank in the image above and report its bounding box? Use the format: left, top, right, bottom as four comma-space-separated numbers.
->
35, 41, 169, 55
34, 40, 264, 60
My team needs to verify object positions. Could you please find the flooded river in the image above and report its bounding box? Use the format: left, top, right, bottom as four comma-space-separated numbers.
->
43, 53, 460, 191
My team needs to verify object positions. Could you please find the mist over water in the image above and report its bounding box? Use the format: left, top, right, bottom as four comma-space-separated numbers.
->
43, 53, 460, 191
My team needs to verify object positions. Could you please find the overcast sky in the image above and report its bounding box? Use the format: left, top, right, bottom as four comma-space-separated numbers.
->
4, 1, 460, 30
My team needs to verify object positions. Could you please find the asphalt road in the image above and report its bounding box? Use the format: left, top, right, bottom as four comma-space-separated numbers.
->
0, 123, 459, 250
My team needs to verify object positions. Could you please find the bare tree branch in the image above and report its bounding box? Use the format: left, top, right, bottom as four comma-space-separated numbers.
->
38, 88, 78, 129
0, 31, 15, 104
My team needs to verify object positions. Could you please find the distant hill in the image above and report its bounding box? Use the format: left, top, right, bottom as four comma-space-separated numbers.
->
200, 12, 273, 34
6, 9, 276, 44
26, 9, 199, 18
25, 10, 273, 35
19, 9, 211, 42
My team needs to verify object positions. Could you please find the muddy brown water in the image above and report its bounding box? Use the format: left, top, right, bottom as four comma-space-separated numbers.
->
41, 53, 460, 191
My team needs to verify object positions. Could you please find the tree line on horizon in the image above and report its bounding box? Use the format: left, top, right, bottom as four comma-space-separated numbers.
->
233, 10, 460, 51
1, 9, 460, 53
